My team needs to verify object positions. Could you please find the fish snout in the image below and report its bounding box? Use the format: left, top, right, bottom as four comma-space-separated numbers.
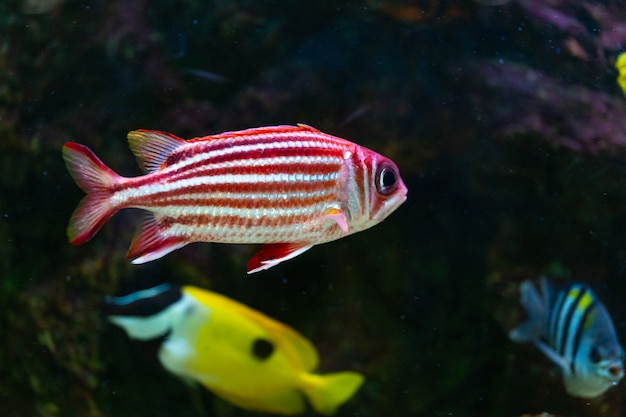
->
608, 362, 624, 381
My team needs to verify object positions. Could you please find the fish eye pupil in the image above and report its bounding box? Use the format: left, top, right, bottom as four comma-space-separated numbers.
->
252, 338, 274, 360
376, 163, 398, 195
382, 169, 396, 188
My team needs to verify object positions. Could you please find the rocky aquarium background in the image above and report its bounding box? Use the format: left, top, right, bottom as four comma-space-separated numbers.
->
3, 0, 626, 416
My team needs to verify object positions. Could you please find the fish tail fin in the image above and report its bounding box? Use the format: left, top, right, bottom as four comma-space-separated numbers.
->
509, 279, 546, 343
300, 371, 364, 415
62, 142, 122, 245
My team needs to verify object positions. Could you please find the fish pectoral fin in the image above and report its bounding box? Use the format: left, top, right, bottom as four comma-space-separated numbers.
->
247, 243, 313, 274
322, 207, 349, 234
126, 216, 188, 263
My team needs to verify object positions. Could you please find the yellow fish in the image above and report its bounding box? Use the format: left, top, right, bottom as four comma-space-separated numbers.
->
104, 284, 364, 415
616, 52, 626, 96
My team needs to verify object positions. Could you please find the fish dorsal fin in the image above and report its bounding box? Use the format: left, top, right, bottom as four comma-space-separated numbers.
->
184, 286, 320, 371
127, 129, 187, 174
257, 311, 320, 371
188, 124, 321, 143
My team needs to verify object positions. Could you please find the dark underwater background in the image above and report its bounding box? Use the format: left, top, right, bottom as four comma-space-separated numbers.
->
3, 0, 626, 416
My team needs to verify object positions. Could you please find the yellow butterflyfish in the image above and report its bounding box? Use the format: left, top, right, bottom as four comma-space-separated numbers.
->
615, 52, 626, 96
104, 283, 364, 415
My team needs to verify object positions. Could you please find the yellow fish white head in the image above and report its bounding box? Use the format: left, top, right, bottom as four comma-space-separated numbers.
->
104, 283, 364, 415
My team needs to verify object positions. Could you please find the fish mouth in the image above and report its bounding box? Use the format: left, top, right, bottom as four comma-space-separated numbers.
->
371, 189, 407, 223
607, 362, 624, 381
598, 358, 625, 383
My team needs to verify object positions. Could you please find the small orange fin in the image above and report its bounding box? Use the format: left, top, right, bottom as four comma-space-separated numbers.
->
247, 242, 313, 274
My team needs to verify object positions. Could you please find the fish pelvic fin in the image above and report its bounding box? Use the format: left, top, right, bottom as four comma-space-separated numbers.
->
300, 371, 364, 415
127, 129, 186, 174
534, 339, 572, 375
62, 142, 122, 245
246, 243, 314, 274
126, 216, 188, 263
509, 279, 546, 343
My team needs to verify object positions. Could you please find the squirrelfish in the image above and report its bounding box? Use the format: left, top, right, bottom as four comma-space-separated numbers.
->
509, 277, 624, 398
104, 284, 365, 415
62, 124, 407, 273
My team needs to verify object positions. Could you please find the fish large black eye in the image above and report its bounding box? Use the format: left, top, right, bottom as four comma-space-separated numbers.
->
251, 338, 274, 361
590, 346, 602, 363
375, 162, 399, 196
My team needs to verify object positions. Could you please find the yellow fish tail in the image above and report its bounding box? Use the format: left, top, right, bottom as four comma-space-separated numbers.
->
300, 371, 365, 415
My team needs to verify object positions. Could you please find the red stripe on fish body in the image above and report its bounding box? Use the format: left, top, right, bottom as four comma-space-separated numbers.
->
63, 124, 407, 273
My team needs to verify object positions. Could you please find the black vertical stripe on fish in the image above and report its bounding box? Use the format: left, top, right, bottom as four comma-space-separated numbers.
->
556, 286, 587, 358
547, 290, 568, 350
103, 283, 182, 317
570, 299, 599, 376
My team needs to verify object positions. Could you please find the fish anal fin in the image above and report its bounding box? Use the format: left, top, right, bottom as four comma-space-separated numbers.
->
126, 217, 188, 263
127, 129, 187, 174
247, 243, 313, 274
323, 207, 349, 234
208, 385, 306, 415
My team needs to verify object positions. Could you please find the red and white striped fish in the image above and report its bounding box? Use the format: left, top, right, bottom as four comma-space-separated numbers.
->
62, 124, 407, 273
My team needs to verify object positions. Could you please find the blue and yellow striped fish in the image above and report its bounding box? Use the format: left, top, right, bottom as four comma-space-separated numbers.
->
509, 277, 624, 398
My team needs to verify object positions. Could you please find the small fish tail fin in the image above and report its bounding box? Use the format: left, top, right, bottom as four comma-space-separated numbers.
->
300, 371, 364, 415
62, 142, 122, 245
509, 279, 546, 343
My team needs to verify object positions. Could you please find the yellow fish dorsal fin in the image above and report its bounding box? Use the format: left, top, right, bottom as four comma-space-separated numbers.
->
182, 286, 320, 371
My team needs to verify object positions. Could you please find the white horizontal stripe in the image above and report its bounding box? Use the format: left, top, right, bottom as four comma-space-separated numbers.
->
162, 154, 344, 178
114, 172, 339, 204
152, 204, 321, 219
165, 135, 346, 173
164, 221, 337, 244
152, 189, 332, 202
